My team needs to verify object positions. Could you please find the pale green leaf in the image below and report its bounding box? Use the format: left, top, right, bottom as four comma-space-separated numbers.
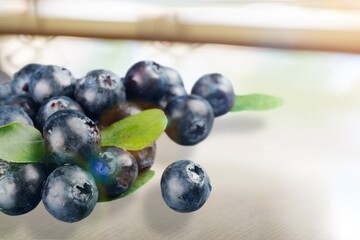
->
231, 93, 283, 112
0, 122, 46, 163
101, 109, 167, 151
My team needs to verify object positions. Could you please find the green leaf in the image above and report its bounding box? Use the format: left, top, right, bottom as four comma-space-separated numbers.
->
98, 170, 155, 202
0, 122, 46, 163
231, 93, 284, 112
101, 109, 168, 151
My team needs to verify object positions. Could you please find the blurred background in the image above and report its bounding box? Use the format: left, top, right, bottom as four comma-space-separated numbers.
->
1, 0, 360, 239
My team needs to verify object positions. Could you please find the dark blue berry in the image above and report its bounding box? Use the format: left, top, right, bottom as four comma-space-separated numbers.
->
87, 147, 138, 201
41, 165, 98, 223
29, 65, 75, 104
0, 160, 48, 215
36, 96, 83, 131
123, 61, 166, 106
191, 73, 235, 117
165, 95, 214, 146
0, 105, 34, 127
43, 109, 101, 166
3, 94, 39, 121
160, 160, 212, 213
129, 142, 156, 172
11, 64, 43, 95
74, 69, 126, 121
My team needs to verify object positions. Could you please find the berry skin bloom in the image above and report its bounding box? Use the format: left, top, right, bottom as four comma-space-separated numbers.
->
41, 165, 98, 223
191, 73, 235, 117
161, 160, 212, 213
29, 65, 75, 104
75, 69, 126, 121
43, 109, 101, 167
165, 95, 214, 146
0, 160, 48, 216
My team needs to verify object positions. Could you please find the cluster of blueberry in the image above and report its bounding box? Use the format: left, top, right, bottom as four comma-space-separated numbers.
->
0, 61, 234, 222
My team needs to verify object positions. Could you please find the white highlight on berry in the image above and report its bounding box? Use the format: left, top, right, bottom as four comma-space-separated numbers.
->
84, 89, 96, 103
0, 181, 16, 209
67, 117, 86, 137
167, 177, 185, 200
23, 166, 40, 182
53, 71, 72, 86
34, 80, 52, 100
48, 128, 65, 151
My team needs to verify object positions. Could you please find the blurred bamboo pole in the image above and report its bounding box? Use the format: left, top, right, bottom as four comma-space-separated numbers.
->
0, 14, 359, 53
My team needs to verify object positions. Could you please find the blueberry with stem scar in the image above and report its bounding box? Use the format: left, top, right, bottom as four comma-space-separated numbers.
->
161, 160, 212, 213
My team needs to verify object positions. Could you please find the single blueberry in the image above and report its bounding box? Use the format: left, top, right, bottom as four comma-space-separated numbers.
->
191, 73, 235, 117
87, 147, 138, 201
0, 105, 34, 127
0, 160, 48, 216
123, 61, 167, 106
41, 165, 98, 223
165, 95, 214, 146
43, 109, 101, 166
161, 160, 212, 213
74, 69, 126, 121
29, 65, 75, 104
36, 96, 83, 131
11, 64, 43, 95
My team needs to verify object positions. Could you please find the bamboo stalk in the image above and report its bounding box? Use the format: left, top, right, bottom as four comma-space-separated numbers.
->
0, 14, 359, 53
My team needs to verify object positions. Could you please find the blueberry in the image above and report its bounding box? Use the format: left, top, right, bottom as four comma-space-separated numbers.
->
191, 73, 235, 117
0, 160, 48, 216
29, 65, 75, 104
98, 101, 142, 130
129, 142, 156, 172
3, 94, 39, 121
0, 105, 34, 127
160, 160, 212, 213
87, 147, 138, 201
123, 61, 166, 106
41, 165, 98, 223
43, 109, 101, 166
11, 64, 43, 95
36, 96, 83, 131
74, 69, 126, 121
165, 95, 214, 146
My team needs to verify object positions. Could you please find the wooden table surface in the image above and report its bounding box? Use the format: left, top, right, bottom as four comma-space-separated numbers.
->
1, 37, 360, 240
